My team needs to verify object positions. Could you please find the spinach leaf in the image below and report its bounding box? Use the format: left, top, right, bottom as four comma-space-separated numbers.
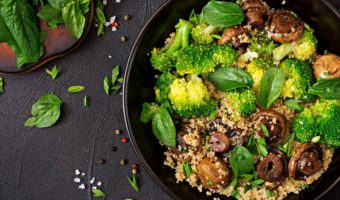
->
0, 0, 44, 67
151, 107, 176, 147
202, 1, 244, 27
229, 146, 254, 177
284, 99, 304, 111
62, 0, 86, 38
25, 94, 63, 128
259, 68, 286, 108
38, 4, 64, 29
208, 67, 253, 92
140, 103, 159, 123
308, 78, 340, 100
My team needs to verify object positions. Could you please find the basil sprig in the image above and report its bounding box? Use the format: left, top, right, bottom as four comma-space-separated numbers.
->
202, 1, 245, 27
25, 93, 63, 128
259, 68, 286, 108
140, 103, 176, 147
228, 146, 254, 177
208, 67, 253, 92
308, 78, 340, 100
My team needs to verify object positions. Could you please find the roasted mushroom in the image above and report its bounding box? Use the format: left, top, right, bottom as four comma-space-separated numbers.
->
209, 131, 231, 153
218, 26, 249, 48
169, 130, 202, 156
313, 54, 340, 79
257, 148, 287, 188
252, 110, 290, 145
267, 9, 304, 43
197, 157, 232, 189
241, 0, 268, 28
288, 143, 323, 179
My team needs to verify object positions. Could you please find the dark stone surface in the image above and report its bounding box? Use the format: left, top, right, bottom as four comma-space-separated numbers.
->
0, 0, 338, 200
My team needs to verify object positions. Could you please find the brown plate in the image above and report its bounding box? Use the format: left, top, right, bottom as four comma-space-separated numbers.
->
0, 0, 94, 75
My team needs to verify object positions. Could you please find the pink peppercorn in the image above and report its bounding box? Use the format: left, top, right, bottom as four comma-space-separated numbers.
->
121, 137, 129, 143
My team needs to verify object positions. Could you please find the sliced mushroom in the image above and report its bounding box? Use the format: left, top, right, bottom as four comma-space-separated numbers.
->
241, 0, 268, 28
218, 26, 249, 48
209, 131, 231, 153
257, 148, 287, 188
313, 54, 340, 79
197, 157, 232, 189
252, 110, 290, 145
267, 9, 304, 43
288, 143, 323, 179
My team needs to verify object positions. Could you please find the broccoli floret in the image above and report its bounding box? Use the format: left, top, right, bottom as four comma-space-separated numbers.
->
279, 58, 315, 101
150, 19, 194, 72
155, 72, 175, 103
273, 31, 317, 62
248, 31, 277, 60
293, 100, 340, 147
191, 23, 219, 44
224, 89, 257, 115
168, 75, 216, 118
245, 59, 272, 92
175, 44, 238, 76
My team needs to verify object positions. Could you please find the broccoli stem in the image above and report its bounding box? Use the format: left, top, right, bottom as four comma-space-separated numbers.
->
167, 19, 194, 54
203, 25, 218, 35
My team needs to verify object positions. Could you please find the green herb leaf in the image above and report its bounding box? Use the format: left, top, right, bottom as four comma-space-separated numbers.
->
24, 93, 63, 128
240, 174, 254, 181
140, 103, 159, 123
0, 0, 44, 67
151, 107, 176, 147
252, 179, 264, 186
266, 189, 274, 197
0, 77, 3, 93
127, 174, 139, 192
91, 188, 106, 197
259, 68, 286, 108
256, 143, 268, 157
208, 67, 253, 92
117, 77, 124, 83
202, 1, 244, 27
227, 177, 238, 188
68, 85, 86, 93
84, 95, 88, 107
37, 4, 63, 29
205, 135, 210, 151
261, 124, 270, 137
308, 78, 340, 100
208, 180, 214, 186
94, 0, 106, 36
183, 162, 191, 177
62, 1, 87, 38
111, 66, 120, 85
45, 66, 60, 80
103, 76, 110, 95
284, 99, 304, 111
229, 146, 254, 177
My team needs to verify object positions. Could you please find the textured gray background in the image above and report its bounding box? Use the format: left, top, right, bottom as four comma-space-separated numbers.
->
0, 0, 339, 200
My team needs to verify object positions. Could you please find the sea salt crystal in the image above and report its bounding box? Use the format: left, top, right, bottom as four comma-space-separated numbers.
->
75, 169, 80, 175
78, 183, 86, 190
74, 178, 81, 183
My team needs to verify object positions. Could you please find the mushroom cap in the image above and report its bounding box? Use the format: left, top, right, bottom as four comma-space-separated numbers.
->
241, 0, 268, 15
252, 110, 290, 145
313, 54, 340, 79
288, 143, 323, 179
196, 157, 232, 189
267, 9, 304, 43
209, 131, 231, 153
218, 26, 249, 46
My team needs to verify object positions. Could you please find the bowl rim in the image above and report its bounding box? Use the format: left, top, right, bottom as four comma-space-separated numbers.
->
123, 0, 340, 199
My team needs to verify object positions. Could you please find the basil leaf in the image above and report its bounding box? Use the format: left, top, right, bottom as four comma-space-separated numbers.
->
103, 76, 110, 95
252, 179, 264, 186
208, 67, 253, 92
259, 68, 286, 108
183, 162, 191, 177
140, 103, 159, 123
83, 95, 89, 107
0, 77, 3, 93
68, 85, 86, 93
284, 99, 304, 111
112, 66, 120, 86
25, 94, 63, 128
0, 0, 44, 67
91, 189, 105, 197
151, 107, 176, 147
48, 0, 63, 10
202, 1, 244, 27
38, 4, 63, 29
256, 143, 268, 157
228, 146, 254, 177
308, 78, 340, 100
62, 1, 86, 38
45, 65, 60, 80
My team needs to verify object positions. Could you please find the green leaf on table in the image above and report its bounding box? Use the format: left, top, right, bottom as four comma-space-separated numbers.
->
25, 93, 63, 128
45, 65, 60, 80
111, 66, 120, 85
68, 85, 86, 93
202, 0, 244, 27
0, 77, 3, 93
259, 68, 286, 108
103, 76, 110, 95
208, 67, 253, 92
127, 174, 139, 192
91, 188, 106, 197
83, 95, 89, 107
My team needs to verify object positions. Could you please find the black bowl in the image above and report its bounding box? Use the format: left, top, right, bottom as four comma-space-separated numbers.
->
123, 0, 340, 199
